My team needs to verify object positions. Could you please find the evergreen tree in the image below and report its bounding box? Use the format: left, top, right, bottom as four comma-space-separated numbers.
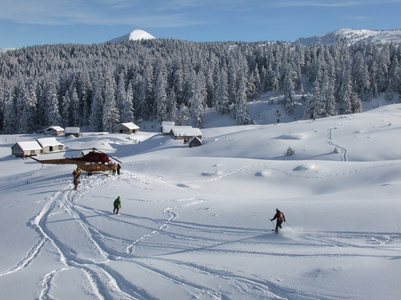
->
44, 78, 61, 126
282, 69, 295, 114
89, 82, 104, 131
120, 83, 135, 123
166, 88, 178, 122
2, 87, 18, 134
338, 69, 353, 115
154, 62, 168, 122
189, 72, 206, 127
232, 64, 252, 125
102, 75, 120, 131
214, 66, 230, 115
18, 81, 38, 133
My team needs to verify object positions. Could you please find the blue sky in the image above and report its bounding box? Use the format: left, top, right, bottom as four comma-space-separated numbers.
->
1, 0, 401, 48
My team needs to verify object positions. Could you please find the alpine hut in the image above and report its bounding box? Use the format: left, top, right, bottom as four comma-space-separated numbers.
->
65, 127, 81, 137
169, 126, 202, 140
188, 136, 202, 148
161, 121, 175, 135
112, 122, 140, 134
44, 126, 64, 136
11, 141, 42, 157
36, 137, 65, 154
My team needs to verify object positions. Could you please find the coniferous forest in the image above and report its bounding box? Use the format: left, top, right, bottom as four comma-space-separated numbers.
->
0, 38, 400, 134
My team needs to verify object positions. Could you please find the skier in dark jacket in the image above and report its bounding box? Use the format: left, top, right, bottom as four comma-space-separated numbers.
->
113, 196, 121, 214
270, 208, 285, 232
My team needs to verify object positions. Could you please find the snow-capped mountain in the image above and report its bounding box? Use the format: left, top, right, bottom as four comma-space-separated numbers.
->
108, 29, 155, 42
295, 29, 401, 46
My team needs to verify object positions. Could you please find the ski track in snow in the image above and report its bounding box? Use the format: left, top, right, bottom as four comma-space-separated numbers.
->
326, 115, 353, 162
2, 167, 400, 300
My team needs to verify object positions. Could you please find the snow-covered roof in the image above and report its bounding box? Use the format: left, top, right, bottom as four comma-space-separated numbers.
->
15, 141, 42, 151
65, 127, 80, 133
189, 136, 202, 143
116, 122, 139, 130
170, 126, 202, 137
37, 137, 64, 147
45, 126, 64, 132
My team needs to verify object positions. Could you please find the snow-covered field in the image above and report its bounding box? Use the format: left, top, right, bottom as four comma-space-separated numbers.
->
1, 101, 401, 300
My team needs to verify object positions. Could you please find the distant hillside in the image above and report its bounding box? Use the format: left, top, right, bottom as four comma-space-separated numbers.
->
295, 29, 401, 46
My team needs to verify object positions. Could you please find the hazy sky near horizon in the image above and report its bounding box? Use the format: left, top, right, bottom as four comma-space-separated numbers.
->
1, 0, 401, 48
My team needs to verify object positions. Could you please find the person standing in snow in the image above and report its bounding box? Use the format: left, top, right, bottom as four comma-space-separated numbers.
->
117, 163, 121, 175
113, 196, 121, 214
72, 167, 81, 190
111, 163, 117, 175
270, 208, 285, 233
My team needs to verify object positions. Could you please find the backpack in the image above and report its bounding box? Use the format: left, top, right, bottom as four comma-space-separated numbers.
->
278, 212, 284, 222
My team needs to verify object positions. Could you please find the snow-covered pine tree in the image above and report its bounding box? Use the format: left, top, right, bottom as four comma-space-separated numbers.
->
102, 74, 119, 132
89, 81, 104, 132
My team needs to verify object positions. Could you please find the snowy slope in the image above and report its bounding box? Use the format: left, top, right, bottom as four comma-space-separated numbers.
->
109, 29, 156, 42
295, 28, 401, 45
0, 101, 401, 299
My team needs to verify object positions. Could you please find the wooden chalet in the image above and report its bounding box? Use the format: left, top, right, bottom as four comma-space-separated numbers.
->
11, 141, 42, 157
161, 121, 175, 135
169, 126, 202, 140
36, 137, 65, 154
65, 127, 81, 137
188, 136, 202, 148
44, 126, 64, 136
112, 122, 140, 134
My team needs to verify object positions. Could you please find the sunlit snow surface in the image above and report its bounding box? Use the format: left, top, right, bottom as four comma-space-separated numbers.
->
1, 102, 401, 299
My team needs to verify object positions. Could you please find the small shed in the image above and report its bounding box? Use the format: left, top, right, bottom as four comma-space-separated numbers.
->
65, 127, 81, 137
161, 121, 175, 135
112, 122, 139, 134
44, 126, 64, 136
170, 126, 202, 140
188, 136, 202, 148
37, 137, 65, 153
11, 141, 42, 157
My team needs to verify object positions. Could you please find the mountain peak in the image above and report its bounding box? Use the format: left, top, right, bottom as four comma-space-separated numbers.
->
109, 29, 155, 42
295, 29, 401, 46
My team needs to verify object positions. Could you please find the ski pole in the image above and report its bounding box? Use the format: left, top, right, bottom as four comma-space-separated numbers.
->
270, 219, 275, 230
285, 221, 294, 230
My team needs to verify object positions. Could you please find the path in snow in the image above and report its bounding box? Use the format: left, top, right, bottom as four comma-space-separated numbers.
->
326, 115, 354, 162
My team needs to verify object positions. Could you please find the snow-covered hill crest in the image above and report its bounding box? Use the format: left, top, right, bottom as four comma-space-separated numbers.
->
295, 28, 401, 45
108, 29, 155, 42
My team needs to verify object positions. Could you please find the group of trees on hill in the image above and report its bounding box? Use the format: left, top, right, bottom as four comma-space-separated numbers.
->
0, 38, 400, 134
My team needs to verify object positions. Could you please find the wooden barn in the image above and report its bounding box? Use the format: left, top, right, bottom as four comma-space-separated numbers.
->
112, 122, 139, 134
188, 136, 202, 148
44, 126, 64, 136
65, 127, 81, 137
36, 137, 65, 153
169, 126, 202, 140
11, 141, 42, 157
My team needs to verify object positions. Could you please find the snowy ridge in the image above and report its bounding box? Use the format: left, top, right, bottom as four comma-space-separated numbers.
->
108, 29, 156, 42
295, 28, 401, 45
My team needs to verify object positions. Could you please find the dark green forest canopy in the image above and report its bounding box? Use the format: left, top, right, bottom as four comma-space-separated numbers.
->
0, 39, 400, 134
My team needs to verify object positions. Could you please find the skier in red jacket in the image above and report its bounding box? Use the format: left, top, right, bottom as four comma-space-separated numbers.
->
270, 208, 285, 233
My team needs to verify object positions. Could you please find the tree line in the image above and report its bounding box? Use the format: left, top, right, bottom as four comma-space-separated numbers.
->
0, 38, 400, 134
